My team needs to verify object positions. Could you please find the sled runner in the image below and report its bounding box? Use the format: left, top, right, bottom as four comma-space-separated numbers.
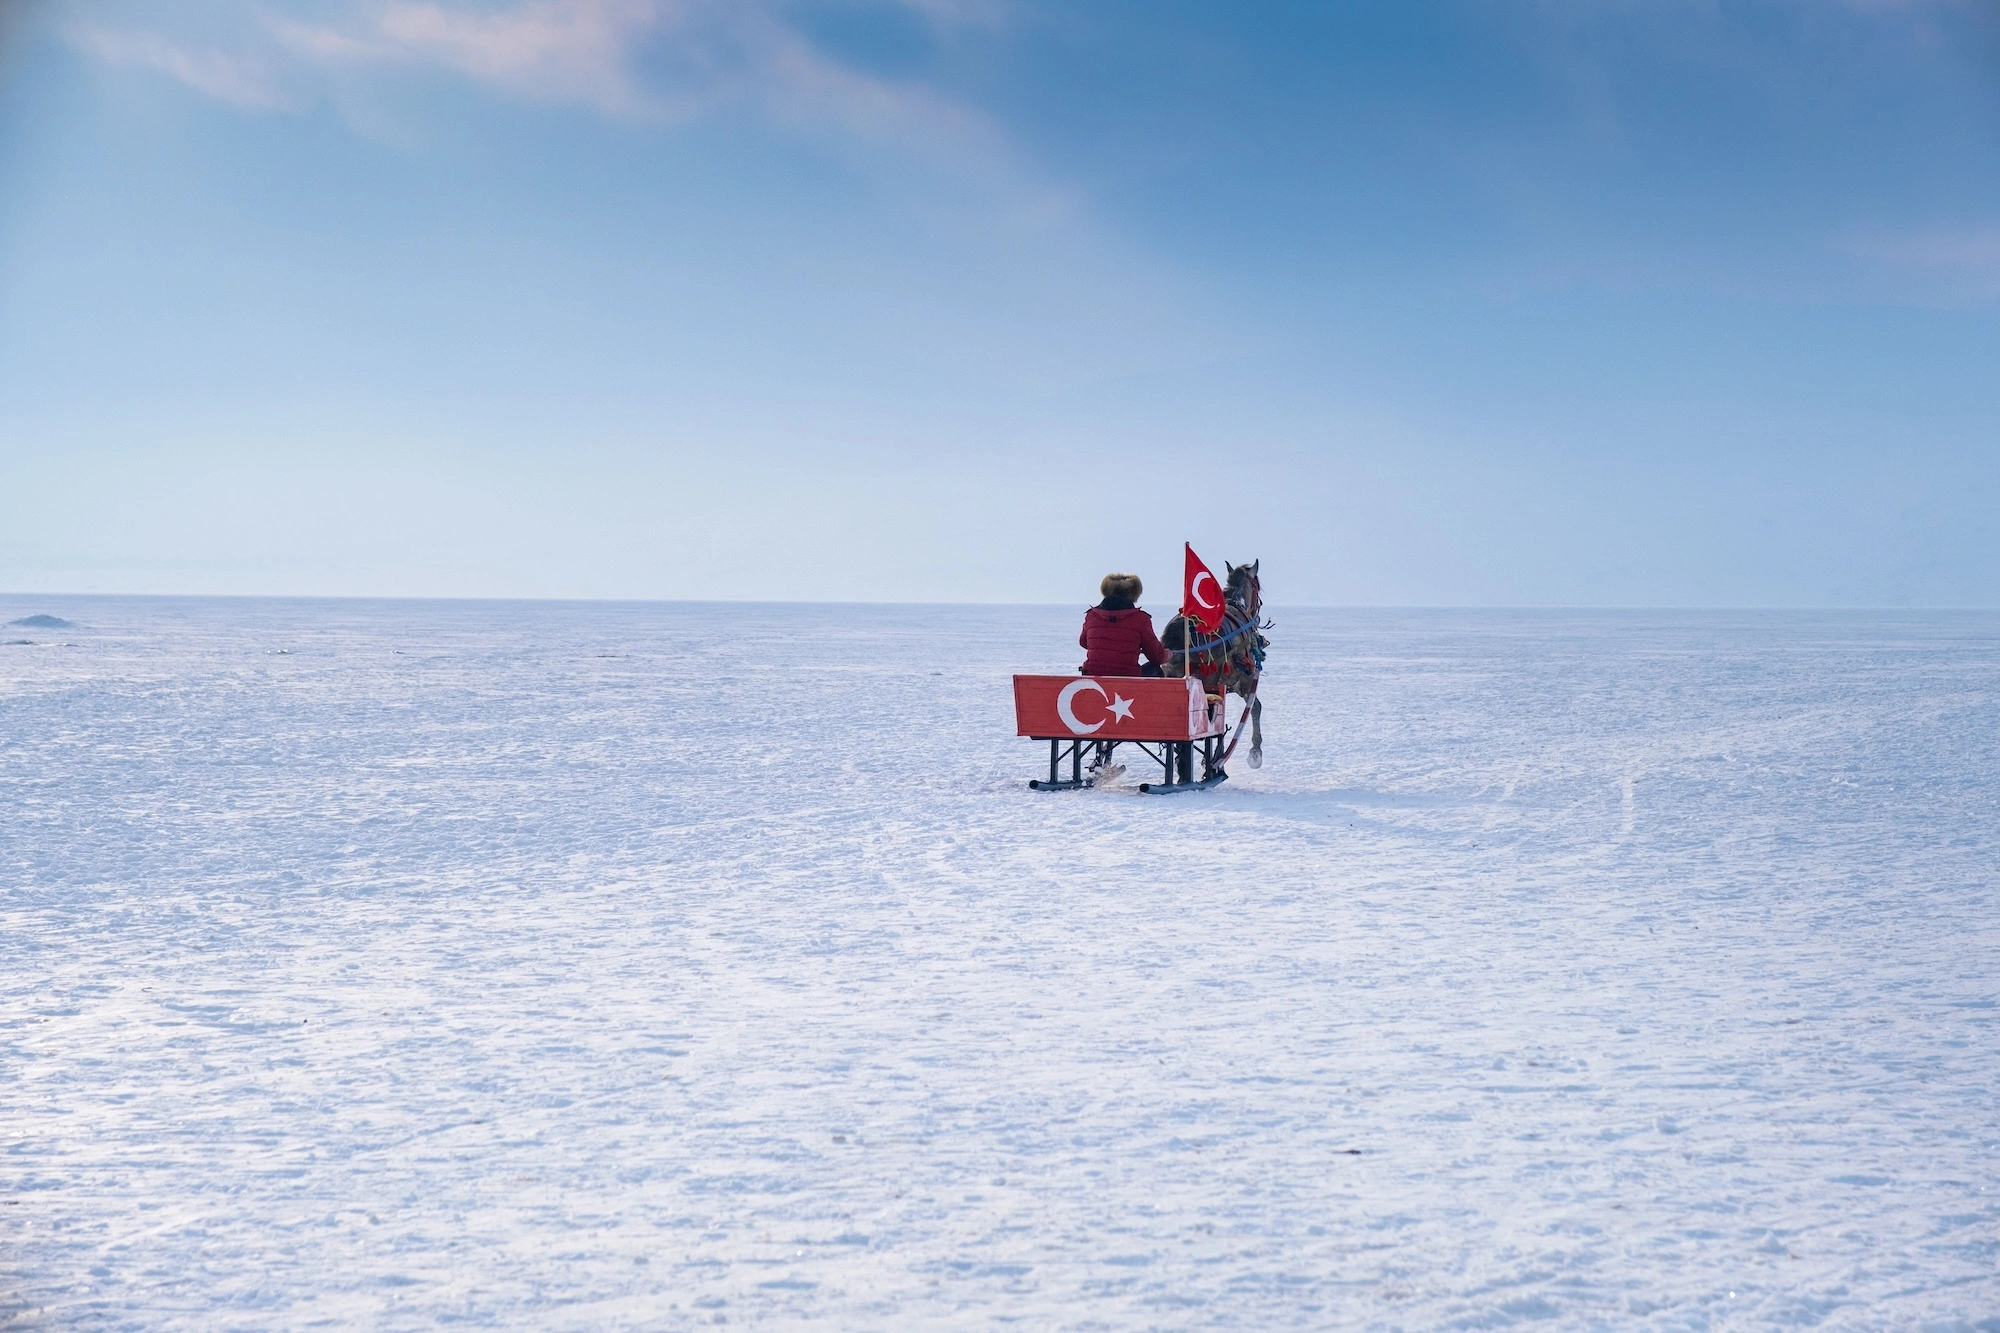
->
1013, 674, 1230, 793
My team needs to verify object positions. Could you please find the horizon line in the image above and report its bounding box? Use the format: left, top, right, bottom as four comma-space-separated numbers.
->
6, 592, 1999, 614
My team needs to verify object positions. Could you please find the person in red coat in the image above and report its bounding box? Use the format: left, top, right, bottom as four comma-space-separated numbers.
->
1080, 573, 1169, 677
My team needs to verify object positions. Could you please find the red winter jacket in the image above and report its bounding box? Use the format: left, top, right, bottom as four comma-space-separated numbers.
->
1079, 601, 1168, 677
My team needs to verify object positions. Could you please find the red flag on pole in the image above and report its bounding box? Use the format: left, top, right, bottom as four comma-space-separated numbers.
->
1182, 543, 1225, 633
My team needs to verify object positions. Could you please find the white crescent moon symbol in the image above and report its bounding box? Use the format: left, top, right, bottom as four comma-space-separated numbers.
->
1056, 679, 1108, 734
1191, 571, 1218, 609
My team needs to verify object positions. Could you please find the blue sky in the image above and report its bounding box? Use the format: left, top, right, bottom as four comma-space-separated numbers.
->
2, 0, 1997, 604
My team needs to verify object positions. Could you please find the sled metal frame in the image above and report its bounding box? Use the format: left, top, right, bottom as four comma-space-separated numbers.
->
1026, 735, 1228, 795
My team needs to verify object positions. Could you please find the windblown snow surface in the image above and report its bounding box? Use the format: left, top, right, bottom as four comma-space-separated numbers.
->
3, 599, 1996, 1330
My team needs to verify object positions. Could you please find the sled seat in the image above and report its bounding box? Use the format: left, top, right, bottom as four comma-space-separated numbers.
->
1013, 674, 1230, 793
1012, 674, 1225, 743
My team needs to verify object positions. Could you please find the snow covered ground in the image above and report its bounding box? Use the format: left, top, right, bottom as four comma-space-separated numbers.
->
3, 598, 1996, 1330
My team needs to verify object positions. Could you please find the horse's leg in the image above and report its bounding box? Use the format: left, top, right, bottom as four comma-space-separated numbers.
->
1248, 692, 1264, 768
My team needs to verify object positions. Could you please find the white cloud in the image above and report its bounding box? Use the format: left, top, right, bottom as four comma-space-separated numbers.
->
1882, 227, 2000, 267
62, 0, 1040, 207
277, 0, 672, 118
1843, 224, 2000, 301
66, 1, 1006, 130
70, 22, 300, 110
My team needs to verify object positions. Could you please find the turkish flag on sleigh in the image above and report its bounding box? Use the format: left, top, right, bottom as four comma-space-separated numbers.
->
1182, 543, 1226, 634
1013, 675, 1226, 742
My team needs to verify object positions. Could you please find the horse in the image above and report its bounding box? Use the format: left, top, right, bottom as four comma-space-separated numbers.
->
1163, 559, 1268, 769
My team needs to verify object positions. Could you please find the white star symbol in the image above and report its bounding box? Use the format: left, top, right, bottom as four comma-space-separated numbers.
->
1107, 694, 1134, 723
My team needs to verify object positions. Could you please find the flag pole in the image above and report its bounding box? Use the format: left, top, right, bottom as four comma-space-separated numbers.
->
1181, 542, 1190, 785
1168, 540, 1184, 680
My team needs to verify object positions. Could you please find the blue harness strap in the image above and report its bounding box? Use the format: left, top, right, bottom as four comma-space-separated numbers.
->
1178, 610, 1260, 656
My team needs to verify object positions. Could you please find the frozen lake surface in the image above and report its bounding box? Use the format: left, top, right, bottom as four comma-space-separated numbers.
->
3, 599, 1997, 1330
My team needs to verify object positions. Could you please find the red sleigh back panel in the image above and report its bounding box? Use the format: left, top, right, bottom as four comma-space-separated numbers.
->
1013, 674, 1226, 742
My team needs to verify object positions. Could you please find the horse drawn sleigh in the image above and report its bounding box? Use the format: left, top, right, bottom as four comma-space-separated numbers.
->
1014, 554, 1267, 794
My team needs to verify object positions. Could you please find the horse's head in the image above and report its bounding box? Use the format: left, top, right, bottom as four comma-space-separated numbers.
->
1224, 559, 1262, 618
